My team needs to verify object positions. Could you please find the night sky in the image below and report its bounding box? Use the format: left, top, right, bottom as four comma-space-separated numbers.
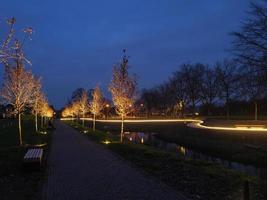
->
0, 0, 250, 109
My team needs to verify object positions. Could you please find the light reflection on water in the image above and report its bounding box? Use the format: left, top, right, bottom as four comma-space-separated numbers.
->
123, 132, 267, 178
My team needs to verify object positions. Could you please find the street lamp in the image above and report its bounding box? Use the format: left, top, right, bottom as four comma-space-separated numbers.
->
105, 104, 110, 120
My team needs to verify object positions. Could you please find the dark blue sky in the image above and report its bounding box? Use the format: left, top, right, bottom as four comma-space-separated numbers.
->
1, 0, 250, 109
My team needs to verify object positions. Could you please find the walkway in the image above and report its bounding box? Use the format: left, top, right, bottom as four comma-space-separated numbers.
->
42, 120, 186, 200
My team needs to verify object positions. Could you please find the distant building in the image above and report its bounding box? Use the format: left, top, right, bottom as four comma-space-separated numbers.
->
0, 104, 14, 119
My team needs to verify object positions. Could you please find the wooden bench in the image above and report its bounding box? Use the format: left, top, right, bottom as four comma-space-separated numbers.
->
235, 125, 265, 129
23, 149, 43, 168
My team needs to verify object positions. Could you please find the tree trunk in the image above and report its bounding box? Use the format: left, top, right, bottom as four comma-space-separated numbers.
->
41, 116, 43, 128
82, 112, 85, 127
254, 101, 258, 121
44, 117, 46, 127
120, 115, 124, 143
192, 98, 195, 114
35, 112, 38, 132
226, 88, 230, 119
93, 114, 96, 131
18, 113, 22, 146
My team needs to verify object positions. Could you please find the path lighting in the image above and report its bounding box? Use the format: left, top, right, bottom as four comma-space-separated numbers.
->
103, 140, 111, 145
141, 138, 144, 144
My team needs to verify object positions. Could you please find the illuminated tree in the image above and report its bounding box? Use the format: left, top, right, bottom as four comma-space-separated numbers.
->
40, 98, 53, 128
72, 101, 80, 120
78, 90, 89, 126
31, 77, 42, 132
0, 17, 32, 67
109, 50, 137, 142
1, 63, 35, 146
89, 86, 103, 131
62, 106, 72, 118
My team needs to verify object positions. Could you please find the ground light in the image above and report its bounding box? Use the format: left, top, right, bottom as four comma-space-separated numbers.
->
61, 118, 267, 132
188, 120, 267, 132
102, 140, 111, 145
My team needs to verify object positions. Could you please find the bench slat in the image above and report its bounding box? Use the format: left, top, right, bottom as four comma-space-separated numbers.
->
23, 149, 43, 163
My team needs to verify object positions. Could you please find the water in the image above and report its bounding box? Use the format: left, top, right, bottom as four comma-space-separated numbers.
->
122, 131, 267, 178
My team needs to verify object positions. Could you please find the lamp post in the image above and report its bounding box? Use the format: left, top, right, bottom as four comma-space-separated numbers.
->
140, 103, 144, 117
105, 104, 110, 120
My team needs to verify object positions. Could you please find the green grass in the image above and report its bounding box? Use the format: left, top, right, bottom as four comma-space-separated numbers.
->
65, 120, 267, 200
0, 116, 52, 200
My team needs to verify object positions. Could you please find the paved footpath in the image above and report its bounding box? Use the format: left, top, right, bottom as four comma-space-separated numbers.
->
42, 120, 187, 200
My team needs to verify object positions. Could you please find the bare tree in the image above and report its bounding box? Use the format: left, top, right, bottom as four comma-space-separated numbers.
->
232, 1, 267, 73
232, 0, 267, 118
1, 63, 35, 145
109, 50, 137, 142
31, 77, 42, 132
216, 59, 239, 119
0, 17, 32, 67
180, 63, 204, 114
71, 101, 80, 121
199, 66, 219, 115
78, 90, 89, 127
240, 66, 266, 120
40, 97, 53, 128
168, 71, 188, 117
89, 86, 103, 131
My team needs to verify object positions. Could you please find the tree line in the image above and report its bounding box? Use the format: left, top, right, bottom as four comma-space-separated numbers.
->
0, 18, 53, 146
62, 50, 137, 141
140, 59, 265, 119
141, 1, 267, 120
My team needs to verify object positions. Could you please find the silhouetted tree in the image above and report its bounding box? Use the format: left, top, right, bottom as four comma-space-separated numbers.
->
199, 66, 219, 115
216, 59, 240, 118
180, 63, 204, 113
240, 66, 266, 120
232, 0, 267, 76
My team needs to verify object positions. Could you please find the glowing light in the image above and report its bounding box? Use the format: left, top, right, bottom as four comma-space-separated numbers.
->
60, 118, 267, 132
105, 104, 110, 108
83, 130, 88, 133
141, 138, 144, 144
75, 118, 201, 123
178, 146, 186, 155
129, 137, 132, 141
188, 121, 267, 132
102, 140, 111, 145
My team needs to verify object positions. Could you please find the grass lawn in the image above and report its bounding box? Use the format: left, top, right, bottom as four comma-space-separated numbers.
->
0, 116, 52, 200
79, 120, 267, 168
64, 120, 267, 200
